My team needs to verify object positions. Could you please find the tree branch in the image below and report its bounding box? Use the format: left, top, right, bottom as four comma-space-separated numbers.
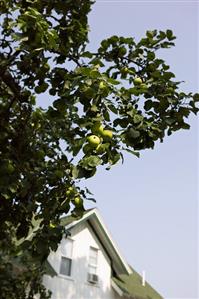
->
122, 56, 144, 68
0, 51, 22, 98
0, 69, 21, 96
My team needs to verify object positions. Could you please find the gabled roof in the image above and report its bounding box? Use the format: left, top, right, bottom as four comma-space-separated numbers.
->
59, 208, 163, 299
61, 208, 132, 275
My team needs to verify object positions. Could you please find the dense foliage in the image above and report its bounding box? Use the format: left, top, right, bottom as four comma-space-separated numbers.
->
0, 0, 198, 298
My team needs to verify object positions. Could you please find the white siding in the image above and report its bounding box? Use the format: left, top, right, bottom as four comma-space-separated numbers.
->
43, 221, 122, 299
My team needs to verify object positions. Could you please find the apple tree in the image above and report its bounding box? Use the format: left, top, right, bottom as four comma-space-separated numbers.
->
0, 0, 198, 298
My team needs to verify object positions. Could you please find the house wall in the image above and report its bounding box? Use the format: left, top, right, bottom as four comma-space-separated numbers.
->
43, 221, 122, 299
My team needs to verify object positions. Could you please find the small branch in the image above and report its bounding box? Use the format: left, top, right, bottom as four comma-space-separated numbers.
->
88, 51, 143, 68
68, 55, 82, 67
122, 56, 143, 68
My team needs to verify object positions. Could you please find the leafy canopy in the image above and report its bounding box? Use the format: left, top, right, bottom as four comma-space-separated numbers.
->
0, 0, 198, 298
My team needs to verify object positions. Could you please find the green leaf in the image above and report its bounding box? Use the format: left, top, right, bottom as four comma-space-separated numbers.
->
81, 51, 93, 58
108, 104, 118, 114
133, 114, 143, 124
78, 67, 91, 76
72, 166, 82, 179
87, 156, 102, 167
163, 72, 175, 79
54, 170, 64, 178
127, 128, 140, 139
53, 98, 66, 111
157, 31, 166, 39
144, 100, 153, 111
90, 70, 100, 78
80, 155, 102, 169
101, 40, 109, 49
109, 35, 119, 44
165, 117, 176, 125
166, 29, 176, 40
147, 51, 155, 60
110, 152, 121, 165
181, 122, 190, 129
159, 98, 169, 111
193, 93, 199, 102
103, 110, 110, 121
151, 71, 161, 78
75, 166, 97, 179
107, 78, 120, 85
12, 33, 29, 42
118, 46, 127, 56
123, 148, 140, 158
35, 82, 48, 94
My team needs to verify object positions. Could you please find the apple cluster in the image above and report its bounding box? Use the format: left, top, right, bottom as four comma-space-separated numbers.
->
133, 76, 148, 90
83, 122, 113, 155
66, 186, 83, 207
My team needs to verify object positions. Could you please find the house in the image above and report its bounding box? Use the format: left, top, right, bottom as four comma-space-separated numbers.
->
43, 208, 163, 299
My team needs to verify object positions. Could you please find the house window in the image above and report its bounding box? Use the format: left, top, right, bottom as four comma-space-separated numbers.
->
59, 238, 73, 276
88, 247, 98, 275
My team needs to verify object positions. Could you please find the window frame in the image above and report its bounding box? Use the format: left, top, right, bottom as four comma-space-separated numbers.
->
88, 246, 99, 276
59, 237, 74, 278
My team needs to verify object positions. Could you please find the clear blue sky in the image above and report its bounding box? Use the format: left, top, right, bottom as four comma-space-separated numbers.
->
81, 1, 198, 298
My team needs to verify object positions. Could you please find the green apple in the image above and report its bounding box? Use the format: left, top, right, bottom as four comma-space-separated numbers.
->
87, 135, 101, 147
91, 122, 104, 135
101, 129, 113, 140
66, 186, 74, 197
49, 222, 56, 229
121, 67, 128, 74
99, 81, 106, 89
140, 83, 148, 90
134, 77, 143, 85
74, 196, 83, 206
